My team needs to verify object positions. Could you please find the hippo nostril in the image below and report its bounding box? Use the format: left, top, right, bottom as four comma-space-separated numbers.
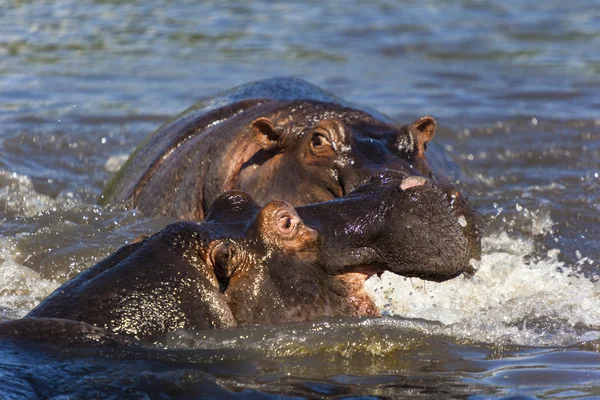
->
399, 176, 428, 190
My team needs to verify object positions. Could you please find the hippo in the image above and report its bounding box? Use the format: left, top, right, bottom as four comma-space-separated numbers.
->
101, 78, 482, 261
2, 173, 469, 343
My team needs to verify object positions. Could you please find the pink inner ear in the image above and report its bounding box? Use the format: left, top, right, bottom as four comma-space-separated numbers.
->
410, 116, 437, 158
415, 116, 436, 141
252, 118, 280, 150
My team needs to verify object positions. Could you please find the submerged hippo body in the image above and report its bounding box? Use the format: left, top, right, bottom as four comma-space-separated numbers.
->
4, 175, 469, 343
102, 78, 481, 260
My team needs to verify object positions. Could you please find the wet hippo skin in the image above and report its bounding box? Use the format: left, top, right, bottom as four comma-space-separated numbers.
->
2, 174, 469, 343
101, 78, 482, 262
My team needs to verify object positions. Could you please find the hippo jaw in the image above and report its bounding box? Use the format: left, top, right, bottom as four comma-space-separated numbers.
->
212, 251, 383, 321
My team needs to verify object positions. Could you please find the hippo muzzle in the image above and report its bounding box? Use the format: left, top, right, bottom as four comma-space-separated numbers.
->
298, 172, 469, 282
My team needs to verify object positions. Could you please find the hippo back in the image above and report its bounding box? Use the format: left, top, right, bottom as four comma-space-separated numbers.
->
191, 77, 392, 122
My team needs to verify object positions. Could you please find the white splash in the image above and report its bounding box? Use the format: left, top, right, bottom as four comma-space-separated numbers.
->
365, 230, 600, 347
0, 171, 56, 217
0, 238, 59, 320
104, 154, 130, 173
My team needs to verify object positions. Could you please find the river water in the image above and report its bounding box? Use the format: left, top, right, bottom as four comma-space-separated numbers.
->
1, 1, 600, 398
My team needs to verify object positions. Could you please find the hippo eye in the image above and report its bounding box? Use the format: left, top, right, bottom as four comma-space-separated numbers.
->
310, 132, 332, 151
277, 214, 296, 236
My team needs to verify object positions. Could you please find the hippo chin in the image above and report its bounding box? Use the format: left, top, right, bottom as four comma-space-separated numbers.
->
101, 77, 482, 261
3, 174, 469, 343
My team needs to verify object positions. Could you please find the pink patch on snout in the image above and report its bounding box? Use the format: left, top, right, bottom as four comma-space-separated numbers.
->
399, 176, 428, 190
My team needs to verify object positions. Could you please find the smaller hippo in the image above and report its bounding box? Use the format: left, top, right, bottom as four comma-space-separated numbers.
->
2, 173, 469, 343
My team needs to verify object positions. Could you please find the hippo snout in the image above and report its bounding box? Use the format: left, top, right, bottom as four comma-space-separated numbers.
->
386, 181, 470, 282
297, 174, 471, 282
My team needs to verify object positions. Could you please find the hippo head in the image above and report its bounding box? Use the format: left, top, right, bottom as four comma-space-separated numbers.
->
237, 100, 480, 260
26, 174, 469, 341
204, 172, 469, 326
240, 101, 437, 204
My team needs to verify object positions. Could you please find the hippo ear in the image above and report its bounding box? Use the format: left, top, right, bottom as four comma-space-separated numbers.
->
208, 240, 238, 285
252, 117, 282, 151
205, 190, 261, 223
410, 116, 436, 157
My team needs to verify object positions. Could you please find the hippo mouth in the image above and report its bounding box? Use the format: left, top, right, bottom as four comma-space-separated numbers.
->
335, 272, 381, 317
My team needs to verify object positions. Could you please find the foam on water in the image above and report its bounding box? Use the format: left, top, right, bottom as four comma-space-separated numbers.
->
0, 170, 80, 320
0, 238, 59, 321
0, 170, 56, 217
105, 154, 130, 173
365, 216, 600, 347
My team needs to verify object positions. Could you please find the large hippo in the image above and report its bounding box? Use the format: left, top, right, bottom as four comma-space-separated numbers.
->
101, 78, 481, 261
3, 173, 469, 343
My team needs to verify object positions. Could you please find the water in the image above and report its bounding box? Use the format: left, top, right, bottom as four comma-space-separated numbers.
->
1, 0, 600, 397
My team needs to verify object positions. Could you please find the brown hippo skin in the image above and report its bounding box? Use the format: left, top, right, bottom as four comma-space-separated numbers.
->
2, 173, 469, 344
101, 78, 481, 261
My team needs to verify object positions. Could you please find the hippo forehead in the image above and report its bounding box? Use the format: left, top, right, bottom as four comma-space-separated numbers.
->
269, 100, 396, 139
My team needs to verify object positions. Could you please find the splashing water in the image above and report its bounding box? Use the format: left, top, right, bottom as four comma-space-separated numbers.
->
2, 178, 597, 349
104, 154, 130, 173
366, 220, 600, 347
0, 171, 57, 218
1, 168, 598, 349
0, 238, 59, 321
